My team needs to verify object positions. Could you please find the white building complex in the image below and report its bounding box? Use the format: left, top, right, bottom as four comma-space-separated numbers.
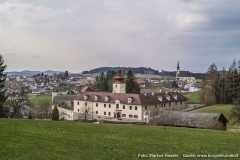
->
53, 69, 188, 122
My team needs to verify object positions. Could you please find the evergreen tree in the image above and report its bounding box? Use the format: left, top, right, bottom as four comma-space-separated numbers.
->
106, 70, 116, 92
126, 70, 135, 93
133, 81, 141, 94
100, 72, 108, 91
51, 106, 59, 120
28, 112, 33, 119
0, 54, 7, 118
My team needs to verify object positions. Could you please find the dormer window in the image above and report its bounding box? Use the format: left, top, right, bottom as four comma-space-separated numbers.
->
128, 97, 133, 103
105, 96, 109, 101
84, 95, 88, 100
173, 95, 177, 100
158, 96, 162, 101
94, 95, 99, 101
165, 95, 170, 101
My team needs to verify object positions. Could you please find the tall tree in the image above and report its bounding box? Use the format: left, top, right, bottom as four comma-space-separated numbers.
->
0, 54, 7, 118
106, 70, 116, 92
200, 63, 218, 106
126, 70, 135, 93
64, 71, 69, 79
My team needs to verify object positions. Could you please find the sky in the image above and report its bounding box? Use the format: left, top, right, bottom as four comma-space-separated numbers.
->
1, 0, 240, 73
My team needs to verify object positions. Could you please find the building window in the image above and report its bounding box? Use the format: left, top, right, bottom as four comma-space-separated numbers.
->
169, 103, 171, 106
145, 106, 147, 110
175, 102, 177, 105
116, 85, 117, 87
161, 104, 163, 107
104, 104, 106, 108
134, 115, 138, 118
116, 104, 119, 109
155, 105, 157, 108
122, 114, 126, 117
123, 105, 125, 109
108, 112, 111, 116
164, 103, 166, 107
77, 102, 79, 105
104, 112, 106, 115
96, 111, 98, 114
129, 114, 133, 118
109, 104, 111, 108
180, 101, 182, 104
96, 103, 98, 107
85, 102, 87, 106
78, 109, 79, 112
135, 106, 137, 110
130, 106, 132, 110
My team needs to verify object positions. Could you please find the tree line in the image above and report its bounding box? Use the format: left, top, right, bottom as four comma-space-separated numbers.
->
201, 59, 240, 106
82, 67, 159, 75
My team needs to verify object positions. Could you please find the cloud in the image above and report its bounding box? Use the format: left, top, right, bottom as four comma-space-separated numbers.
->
1, 0, 240, 73
31, 55, 40, 59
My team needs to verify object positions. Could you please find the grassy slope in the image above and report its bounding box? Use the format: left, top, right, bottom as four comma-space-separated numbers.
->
0, 119, 240, 160
191, 104, 232, 119
183, 91, 200, 103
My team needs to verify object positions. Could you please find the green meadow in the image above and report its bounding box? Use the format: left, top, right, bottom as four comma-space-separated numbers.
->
183, 91, 201, 103
0, 119, 240, 160
28, 95, 52, 106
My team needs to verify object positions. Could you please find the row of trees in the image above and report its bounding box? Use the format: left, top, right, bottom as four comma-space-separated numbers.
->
201, 60, 240, 106
95, 70, 116, 91
95, 70, 140, 94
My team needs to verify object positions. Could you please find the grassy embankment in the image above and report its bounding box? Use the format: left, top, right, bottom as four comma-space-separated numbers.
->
0, 119, 240, 160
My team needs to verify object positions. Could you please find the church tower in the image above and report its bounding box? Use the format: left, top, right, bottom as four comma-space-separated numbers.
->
176, 61, 180, 78
112, 69, 126, 93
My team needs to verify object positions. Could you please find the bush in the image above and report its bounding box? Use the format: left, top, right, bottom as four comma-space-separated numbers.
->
51, 106, 59, 121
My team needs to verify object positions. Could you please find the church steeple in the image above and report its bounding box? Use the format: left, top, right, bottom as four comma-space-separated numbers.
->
176, 61, 180, 78
112, 69, 126, 93
177, 61, 180, 70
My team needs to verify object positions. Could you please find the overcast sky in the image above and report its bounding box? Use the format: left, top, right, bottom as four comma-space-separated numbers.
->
1, 0, 240, 73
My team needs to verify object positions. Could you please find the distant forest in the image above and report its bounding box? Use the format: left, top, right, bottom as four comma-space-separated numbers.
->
82, 67, 159, 75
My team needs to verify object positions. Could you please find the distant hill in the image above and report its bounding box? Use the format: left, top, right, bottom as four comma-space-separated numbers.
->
82, 67, 159, 75
5, 70, 62, 76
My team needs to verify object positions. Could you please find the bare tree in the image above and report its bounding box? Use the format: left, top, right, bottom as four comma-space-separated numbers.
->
36, 98, 51, 120
6, 89, 31, 118
229, 100, 240, 126
149, 108, 160, 126
78, 102, 93, 122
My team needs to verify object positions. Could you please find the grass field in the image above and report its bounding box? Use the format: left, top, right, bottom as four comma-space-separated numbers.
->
29, 95, 52, 106
151, 82, 163, 89
0, 119, 240, 160
191, 104, 232, 119
183, 91, 200, 103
